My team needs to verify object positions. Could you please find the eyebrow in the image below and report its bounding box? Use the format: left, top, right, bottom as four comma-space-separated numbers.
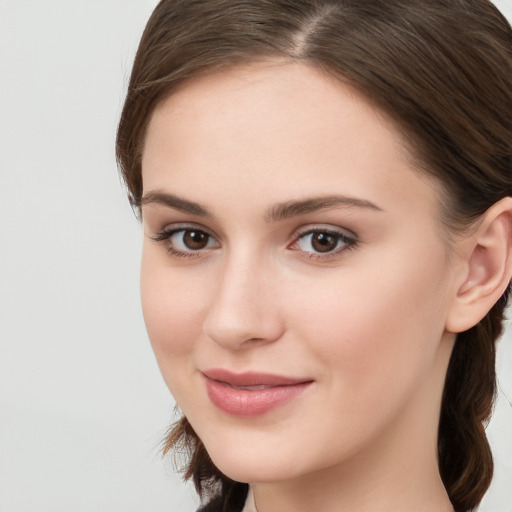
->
140, 190, 382, 221
141, 190, 212, 217
266, 195, 382, 222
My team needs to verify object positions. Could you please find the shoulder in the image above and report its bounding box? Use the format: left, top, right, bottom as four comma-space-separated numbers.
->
196, 495, 242, 512
196, 484, 249, 512
196, 495, 224, 512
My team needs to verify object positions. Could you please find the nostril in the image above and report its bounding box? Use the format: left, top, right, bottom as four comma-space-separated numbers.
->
202, 260, 286, 349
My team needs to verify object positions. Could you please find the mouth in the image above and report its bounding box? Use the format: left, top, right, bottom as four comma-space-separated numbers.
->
201, 369, 314, 417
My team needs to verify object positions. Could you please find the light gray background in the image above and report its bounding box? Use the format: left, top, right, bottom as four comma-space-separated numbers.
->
0, 1, 511, 511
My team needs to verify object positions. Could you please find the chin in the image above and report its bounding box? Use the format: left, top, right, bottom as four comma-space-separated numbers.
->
198, 429, 319, 485
209, 451, 296, 484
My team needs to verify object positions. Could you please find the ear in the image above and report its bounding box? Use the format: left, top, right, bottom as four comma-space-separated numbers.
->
446, 197, 512, 334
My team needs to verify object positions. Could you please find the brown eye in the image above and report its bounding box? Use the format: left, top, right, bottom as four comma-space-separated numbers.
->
157, 227, 219, 254
152, 226, 219, 257
310, 232, 338, 253
183, 230, 210, 250
293, 229, 356, 257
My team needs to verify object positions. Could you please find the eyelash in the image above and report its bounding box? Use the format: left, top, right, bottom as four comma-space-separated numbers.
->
151, 225, 358, 261
290, 228, 358, 260
151, 225, 218, 259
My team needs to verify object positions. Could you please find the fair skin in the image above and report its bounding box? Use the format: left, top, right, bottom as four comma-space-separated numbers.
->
139, 61, 512, 512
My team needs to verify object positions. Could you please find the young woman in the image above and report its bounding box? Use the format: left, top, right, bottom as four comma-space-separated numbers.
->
116, 1, 512, 511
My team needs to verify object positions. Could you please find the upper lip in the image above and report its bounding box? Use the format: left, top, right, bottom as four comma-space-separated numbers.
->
202, 368, 313, 387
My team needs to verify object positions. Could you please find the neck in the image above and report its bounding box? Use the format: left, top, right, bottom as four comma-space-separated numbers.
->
251, 335, 456, 512
251, 444, 454, 512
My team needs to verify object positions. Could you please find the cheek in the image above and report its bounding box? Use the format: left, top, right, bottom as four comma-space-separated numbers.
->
140, 251, 207, 361
289, 243, 450, 399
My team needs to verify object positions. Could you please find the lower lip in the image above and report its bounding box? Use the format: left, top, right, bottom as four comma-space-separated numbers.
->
204, 377, 312, 417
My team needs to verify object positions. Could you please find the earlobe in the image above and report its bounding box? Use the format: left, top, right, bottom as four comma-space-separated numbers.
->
446, 197, 512, 334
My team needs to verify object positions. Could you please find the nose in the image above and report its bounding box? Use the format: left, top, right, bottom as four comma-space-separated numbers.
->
203, 252, 285, 350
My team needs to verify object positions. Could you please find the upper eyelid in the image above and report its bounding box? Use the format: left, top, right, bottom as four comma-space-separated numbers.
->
155, 222, 217, 237
150, 222, 358, 246
290, 227, 359, 260
151, 226, 220, 256
293, 224, 358, 240
149, 224, 219, 248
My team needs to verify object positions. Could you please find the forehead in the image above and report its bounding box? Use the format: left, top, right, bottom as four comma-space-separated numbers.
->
144, 60, 399, 156
142, 60, 441, 223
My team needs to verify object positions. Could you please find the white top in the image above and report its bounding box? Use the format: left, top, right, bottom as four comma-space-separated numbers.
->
241, 487, 257, 512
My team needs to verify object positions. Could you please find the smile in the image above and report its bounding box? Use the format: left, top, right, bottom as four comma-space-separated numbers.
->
202, 369, 314, 417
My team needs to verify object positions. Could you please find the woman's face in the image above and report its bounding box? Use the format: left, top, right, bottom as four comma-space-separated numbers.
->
140, 62, 459, 484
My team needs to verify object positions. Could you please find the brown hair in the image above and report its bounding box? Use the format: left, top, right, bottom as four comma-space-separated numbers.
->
116, 1, 512, 510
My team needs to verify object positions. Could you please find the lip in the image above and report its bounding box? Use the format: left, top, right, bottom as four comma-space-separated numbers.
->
202, 369, 314, 417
